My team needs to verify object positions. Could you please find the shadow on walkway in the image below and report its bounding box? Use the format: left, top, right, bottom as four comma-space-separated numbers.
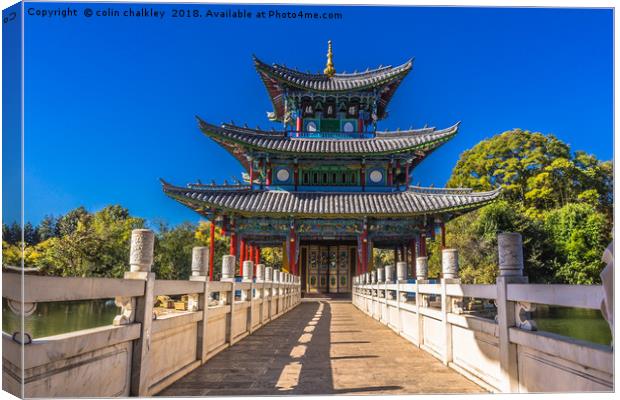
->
159, 301, 485, 396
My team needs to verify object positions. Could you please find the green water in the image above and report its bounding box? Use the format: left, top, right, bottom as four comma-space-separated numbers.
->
532, 304, 612, 346
2, 298, 119, 339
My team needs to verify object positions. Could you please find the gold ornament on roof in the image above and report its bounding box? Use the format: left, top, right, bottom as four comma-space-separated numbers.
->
324, 40, 335, 78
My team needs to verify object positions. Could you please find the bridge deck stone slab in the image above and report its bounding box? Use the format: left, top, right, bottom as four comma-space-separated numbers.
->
159, 301, 485, 396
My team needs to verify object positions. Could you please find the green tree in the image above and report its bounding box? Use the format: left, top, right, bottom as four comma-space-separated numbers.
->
448, 129, 612, 218
153, 222, 199, 280
55, 206, 89, 237
37, 215, 57, 242
445, 129, 612, 284
543, 203, 609, 284
2, 222, 21, 245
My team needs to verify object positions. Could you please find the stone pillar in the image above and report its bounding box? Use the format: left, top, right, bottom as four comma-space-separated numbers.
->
396, 261, 408, 282
441, 249, 459, 279
416, 257, 428, 281
377, 267, 385, 283
129, 229, 155, 273
265, 266, 273, 282
242, 260, 254, 282
191, 246, 209, 277
498, 232, 525, 277
256, 264, 265, 282
274, 270, 280, 283
221, 255, 236, 282
371, 270, 377, 284
385, 265, 395, 283
126, 229, 156, 396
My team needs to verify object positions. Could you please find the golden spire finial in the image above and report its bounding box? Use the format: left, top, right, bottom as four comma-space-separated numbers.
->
324, 40, 335, 78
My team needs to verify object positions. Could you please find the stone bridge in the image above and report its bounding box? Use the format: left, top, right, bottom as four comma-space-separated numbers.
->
2, 231, 613, 397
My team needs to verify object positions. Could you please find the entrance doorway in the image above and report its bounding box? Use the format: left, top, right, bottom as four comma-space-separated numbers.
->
300, 243, 356, 294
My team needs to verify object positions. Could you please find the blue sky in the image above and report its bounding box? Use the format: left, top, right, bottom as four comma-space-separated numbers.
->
9, 3, 614, 226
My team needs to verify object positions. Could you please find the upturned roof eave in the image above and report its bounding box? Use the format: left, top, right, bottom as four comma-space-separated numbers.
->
253, 55, 414, 121
195, 117, 459, 159
160, 180, 501, 220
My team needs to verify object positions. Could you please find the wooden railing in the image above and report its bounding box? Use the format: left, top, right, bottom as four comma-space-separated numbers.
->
352, 233, 613, 393
2, 230, 301, 398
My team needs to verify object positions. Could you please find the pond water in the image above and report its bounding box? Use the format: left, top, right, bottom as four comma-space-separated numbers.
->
1, 299, 612, 346
532, 304, 612, 346
2, 298, 119, 339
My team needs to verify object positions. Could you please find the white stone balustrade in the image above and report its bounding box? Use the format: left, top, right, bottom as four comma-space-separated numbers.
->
350, 231, 612, 394
1, 231, 302, 399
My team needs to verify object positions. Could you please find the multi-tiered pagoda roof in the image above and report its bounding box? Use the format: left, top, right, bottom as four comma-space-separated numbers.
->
162, 42, 500, 281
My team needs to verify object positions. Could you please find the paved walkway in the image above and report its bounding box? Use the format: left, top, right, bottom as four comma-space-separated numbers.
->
160, 301, 485, 396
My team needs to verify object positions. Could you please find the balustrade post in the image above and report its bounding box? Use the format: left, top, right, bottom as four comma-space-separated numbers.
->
397, 261, 408, 303
265, 266, 273, 320
441, 248, 460, 365
221, 255, 237, 345
416, 256, 428, 281
124, 229, 155, 397
189, 246, 211, 363
496, 232, 528, 393
377, 267, 385, 298
385, 265, 395, 300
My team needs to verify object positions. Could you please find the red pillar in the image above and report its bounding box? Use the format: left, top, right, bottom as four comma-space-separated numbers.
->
441, 222, 446, 249
360, 163, 366, 192
209, 222, 215, 281
356, 254, 361, 276
240, 238, 246, 264
419, 234, 427, 257
266, 161, 272, 186
255, 246, 260, 265
248, 245, 254, 265
229, 222, 236, 256
358, 117, 363, 133
387, 160, 393, 186
249, 160, 254, 187
296, 116, 302, 132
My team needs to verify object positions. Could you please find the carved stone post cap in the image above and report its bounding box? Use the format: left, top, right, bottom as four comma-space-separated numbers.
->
385, 265, 395, 282
377, 267, 385, 283
256, 264, 265, 281
498, 232, 524, 276
191, 246, 209, 276
221, 255, 236, 280
396, 261, 408, 281
441, 248, 459, 279
130, 229, 155, 272
242, 260, 254, 281
371, 270, 377, 283
264, 266, 273, 282
416, 256, 429, 280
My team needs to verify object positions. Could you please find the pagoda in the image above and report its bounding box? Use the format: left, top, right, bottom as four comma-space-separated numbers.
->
162, 41, 500, 294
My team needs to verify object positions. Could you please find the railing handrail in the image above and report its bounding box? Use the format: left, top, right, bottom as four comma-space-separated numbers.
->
354, 280, 604, 311
1, 272, 145, 303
